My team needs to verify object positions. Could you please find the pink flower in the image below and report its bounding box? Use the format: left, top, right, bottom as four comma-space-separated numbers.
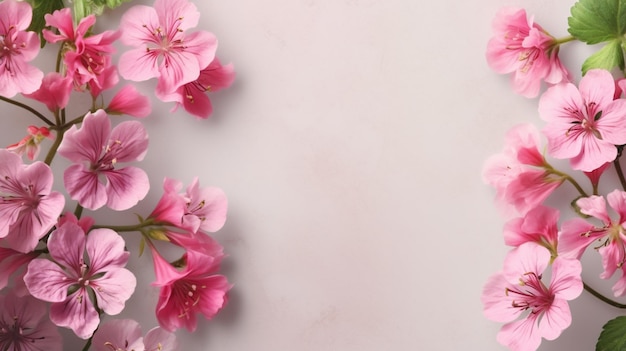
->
0, 247, 37, 291
0, 291, 63, 351
0, 149, 65, 253
24, 221, 137, 339
483, 123, 564, 215
539, 69, 626, 172
486, 7, 569, 98
107, 84, 152, 118
57, 109, 150, 210
0, 0, 44, 97
157, 57, 235, 119
23, 72, 73, 112
151, 248, 231, 332
118, 0, 217, 93
44, 8, 119, 88
482, 244, 582, 351
560, 190, 626, 296
6, 125, 53, 160
92, 319, 178, 351
503, 205, 559, 255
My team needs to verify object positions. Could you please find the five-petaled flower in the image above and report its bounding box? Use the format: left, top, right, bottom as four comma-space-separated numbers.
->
92, 318, 178, 351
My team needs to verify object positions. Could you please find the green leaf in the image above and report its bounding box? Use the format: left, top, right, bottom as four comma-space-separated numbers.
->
26, 0, 65, 46
568, 0, 626, 44
582, 39, 626, 74
73, 0, 132, 20
597, 316, 626, 351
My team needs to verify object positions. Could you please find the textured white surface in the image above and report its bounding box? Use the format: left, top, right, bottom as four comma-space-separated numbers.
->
3, 0, 622, 350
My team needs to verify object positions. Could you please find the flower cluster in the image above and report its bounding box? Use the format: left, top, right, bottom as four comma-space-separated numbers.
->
0, 0, 234, 350
482, 2, 626, 350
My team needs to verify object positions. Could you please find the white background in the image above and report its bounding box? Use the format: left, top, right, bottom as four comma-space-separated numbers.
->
6, 0, 626, 350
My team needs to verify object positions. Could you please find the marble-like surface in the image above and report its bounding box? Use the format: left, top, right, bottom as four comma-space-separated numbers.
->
2, 0, 619, 350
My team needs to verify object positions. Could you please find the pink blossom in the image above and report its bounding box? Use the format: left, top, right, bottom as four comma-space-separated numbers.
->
0, 247, 37, 291
0, 0, 44, 97
486, 7, 569, 98
151, 248, 231, 332
0, 291, 62, 351
43, 8, 119, 89
107, 84, 152, 118
482, 244, 582, 351
0, 149, 65, 253
157, 57, 235, 119
57, 109, 150, 211
24, 221, 137, 339
560, 190, 626, 296
503, 205, 559, 255
23, 72, 73, 112
6, 125, 53, 160
483, 123, 564, 215
539, 69, 626, 172
118, 0, 217, 92
92, 319, 178, 351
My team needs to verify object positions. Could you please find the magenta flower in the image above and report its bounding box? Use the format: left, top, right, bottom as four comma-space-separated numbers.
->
24, 221, 137, 339
0, 149, 65, 253
0, 0, 44, 97
486, 7, 569, 98
539, 69, 626, 172
151, 248, 231, 332
6, 125, 53, 160
560, 190, 626, 296
483, 123, 564, 215
482, 243, 582, 351
57, 109, 150, 211
503, 205, 559, 256
92, 319, 178, 351
0, 291, 62, 351
118, 0, 217, 92
157, 57, 235, 119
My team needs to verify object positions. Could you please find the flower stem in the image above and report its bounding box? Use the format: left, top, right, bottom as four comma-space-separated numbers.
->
615, 156, 626, 191
81, 337, 92, 351
554, 35, 576, 45
0, 96, 54, 126
44, 126, 67, 166
547, 167, 589, 197
584, 281, 626, 309
92, 218, 156, 232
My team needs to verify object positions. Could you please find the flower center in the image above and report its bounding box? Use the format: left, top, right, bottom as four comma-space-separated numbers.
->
505, 272, 553, 313
0, 316, 46, 347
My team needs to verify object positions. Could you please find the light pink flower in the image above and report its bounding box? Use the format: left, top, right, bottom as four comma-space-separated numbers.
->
0, 149, 65, 253
503, 205, 559, 255
23, 72, 73, 112
107, 84, 152, 118
92, 319, 178, 351
486, 7, 569, 98
0, 291, 63, 351
539, 69, 626, 172
6, 125, 53, 160
151, 248, 231, 332
0, 0, 43, 97
482, 243, 582, 351
24, 221, 136, 339
44, 8, 119, 88
483, 123, 564, 215
57, 109, 150, 211
118, 0, 217, 92
560, 190, 626, 296
157, 57, 235, 119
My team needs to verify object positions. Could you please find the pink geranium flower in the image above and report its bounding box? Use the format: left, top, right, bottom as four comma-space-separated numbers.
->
157, 57, 235, 119
57, 109, 150, 210
503, 205, 559, 256
92, 319, 178, 351
486, 7, 569, 98
151, 248, 231, 332
560, 190, 626, 296
0, 291, 63, 351
118, 0, 217, 93
483, 123, 564, 215
0, 247, 37, 291
482, 243, 583, 351
107, 84, 152, 118
6, 125, 53, 160
0, 149, 65, 253
23, 72, 73, 112
539, 69, 626, 172
0, 0, 44, 97
24, 221, 137, 339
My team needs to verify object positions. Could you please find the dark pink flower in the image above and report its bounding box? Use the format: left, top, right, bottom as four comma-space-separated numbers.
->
151, 248, 231, 332
0, 149, 65, 253
24, 222, 136, 339
503, 205, 559, 256
118, 0, 217, 93
57, 109, 150, 210
107, 84, 152, 118
0, 0, 43, 97
482, 244, 582, 351
486, 7, 569, 98
0, 291, 62, 351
